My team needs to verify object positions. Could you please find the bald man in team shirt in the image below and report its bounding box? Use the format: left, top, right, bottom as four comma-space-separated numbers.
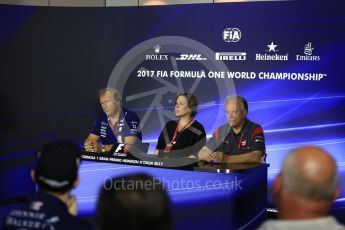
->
198, 96, 266, 163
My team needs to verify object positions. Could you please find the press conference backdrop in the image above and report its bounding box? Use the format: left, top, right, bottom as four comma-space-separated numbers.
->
0, 1, 344, 182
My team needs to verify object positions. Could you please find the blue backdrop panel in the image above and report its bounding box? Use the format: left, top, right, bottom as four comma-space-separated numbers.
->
0, 0, 344, 225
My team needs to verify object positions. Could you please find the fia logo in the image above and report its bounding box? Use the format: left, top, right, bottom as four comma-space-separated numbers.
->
222, 28, 241, 42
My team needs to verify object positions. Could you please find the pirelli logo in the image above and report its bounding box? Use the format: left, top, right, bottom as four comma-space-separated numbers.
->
215, 52, 246, 61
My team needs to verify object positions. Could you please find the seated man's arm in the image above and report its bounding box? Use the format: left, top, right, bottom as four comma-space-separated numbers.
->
85, 133, 99, 142
84, 133, 100, 152
123, 111, 141, 145
198, 146, 214, 162
85, 134, 113, 152
198, 127, 222, 162
124, 136, 137, 145
84, 133, 114, 152
85, 113, 113, 152
221, 150, 263, 163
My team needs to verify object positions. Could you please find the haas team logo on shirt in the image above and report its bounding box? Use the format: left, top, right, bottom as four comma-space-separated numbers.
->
241, 140, 247, 146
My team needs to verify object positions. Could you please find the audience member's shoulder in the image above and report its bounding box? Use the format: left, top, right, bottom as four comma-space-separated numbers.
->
258, 216, 345, 230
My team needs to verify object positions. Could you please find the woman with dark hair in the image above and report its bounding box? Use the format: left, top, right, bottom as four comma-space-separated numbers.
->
154, 93, 206, 158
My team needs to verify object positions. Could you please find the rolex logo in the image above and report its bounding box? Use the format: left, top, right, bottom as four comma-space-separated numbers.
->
154, 44, 161, 54
146, 44, 168, 61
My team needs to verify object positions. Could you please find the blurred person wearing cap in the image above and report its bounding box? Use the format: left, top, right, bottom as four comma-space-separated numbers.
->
198, 95, 266, 163
258, 146, 345, 230
2, 140, 94, 230
96, 173, 172, 230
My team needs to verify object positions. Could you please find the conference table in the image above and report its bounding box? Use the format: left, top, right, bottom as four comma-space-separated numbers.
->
76, 150, 269, 230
